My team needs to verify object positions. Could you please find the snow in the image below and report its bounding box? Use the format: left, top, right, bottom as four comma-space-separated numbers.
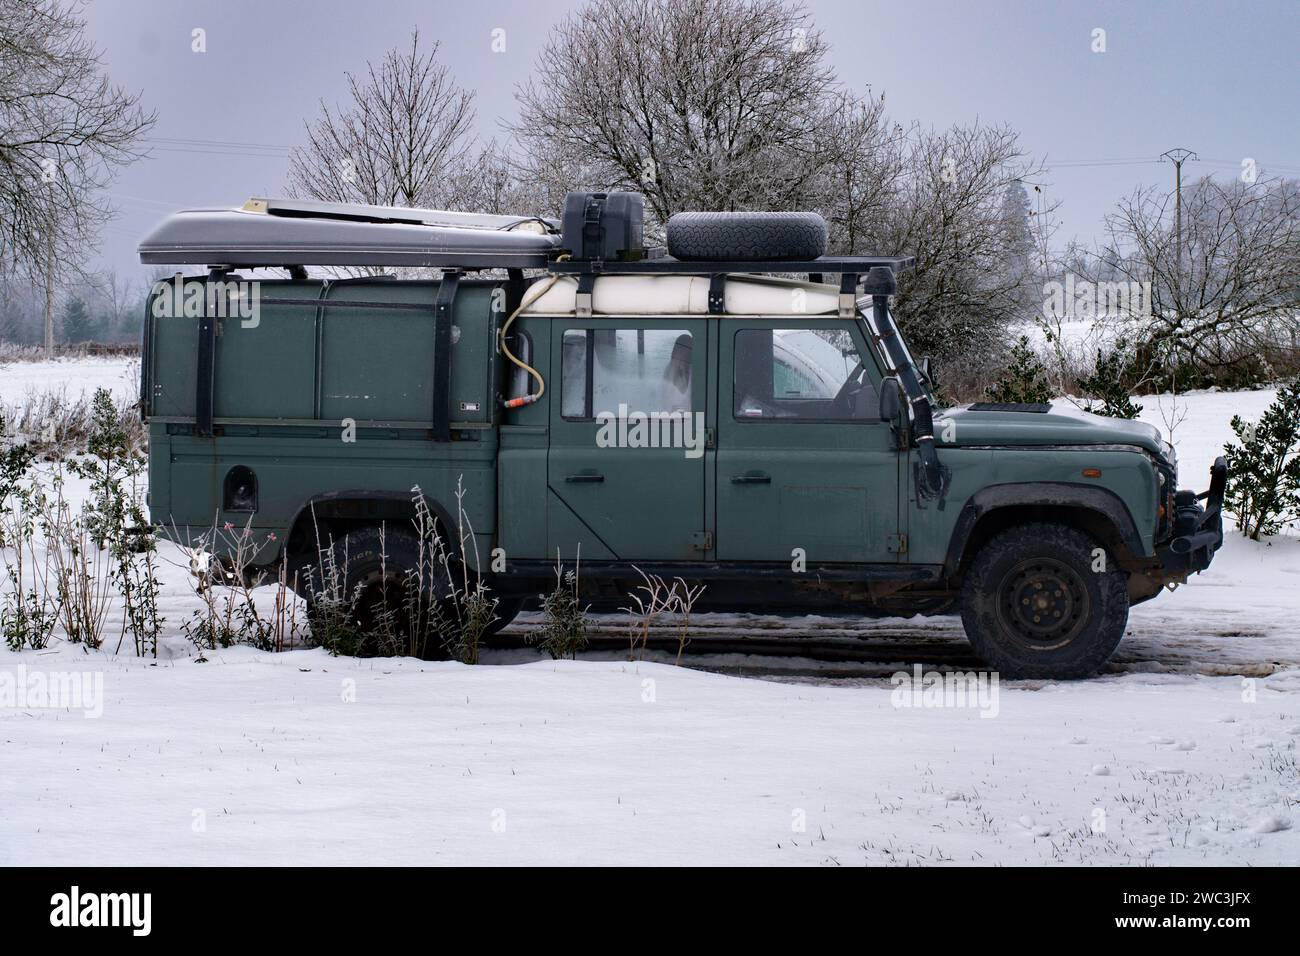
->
3, 647, 1296, 866
0, 356, 138, 408
2, 358, 1298, 866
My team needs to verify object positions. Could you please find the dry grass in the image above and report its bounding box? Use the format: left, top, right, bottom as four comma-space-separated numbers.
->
0, 388, 145, 458
0, 342, 139, 362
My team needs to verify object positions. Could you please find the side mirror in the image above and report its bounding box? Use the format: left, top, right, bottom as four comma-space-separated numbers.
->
879, 376, 903, 424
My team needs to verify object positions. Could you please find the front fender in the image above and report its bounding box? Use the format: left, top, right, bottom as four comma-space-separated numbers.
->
941, 482, 1150, 576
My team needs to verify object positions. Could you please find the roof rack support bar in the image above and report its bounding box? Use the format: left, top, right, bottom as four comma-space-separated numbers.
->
431, 271, 461, 442
838, 272, 859, 319
504, 269, 525, 318
194, 268, 227, 437
575, 273, 596, 317
708, 274, 726, 314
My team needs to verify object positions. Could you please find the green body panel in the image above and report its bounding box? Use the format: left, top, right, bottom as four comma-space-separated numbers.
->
903, 445, 1159, 566
546, 316, 710, 561
713, 319, 903, 563
150, 426, 498, 566
144, 276, 1167, 588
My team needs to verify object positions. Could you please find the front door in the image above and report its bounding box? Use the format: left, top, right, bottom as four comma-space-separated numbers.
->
547, 318, 709, 560
714, 321, 903, 564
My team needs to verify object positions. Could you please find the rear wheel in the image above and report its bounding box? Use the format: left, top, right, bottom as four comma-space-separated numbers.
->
302, 524, 449, 659
959, 522, 1129, 679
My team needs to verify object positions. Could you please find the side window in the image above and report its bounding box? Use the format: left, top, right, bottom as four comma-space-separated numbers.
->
562, 327, 695, 419
733, 328, 878, 421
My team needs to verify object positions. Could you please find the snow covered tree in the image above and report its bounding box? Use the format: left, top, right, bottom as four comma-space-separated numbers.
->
1223, 380, 1300, 540
1097, 175, 1300, 383
985, 336, 1053, 404
1077, 340, 1143, 419
512, 0, 846, 226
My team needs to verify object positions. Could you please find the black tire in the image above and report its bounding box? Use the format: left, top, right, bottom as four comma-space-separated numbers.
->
666, 211, 827, 261
959, 522, 1129, 679
303, 524, 450, 660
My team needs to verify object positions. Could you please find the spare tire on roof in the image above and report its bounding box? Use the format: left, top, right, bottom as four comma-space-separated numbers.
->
666, 211, 828, 261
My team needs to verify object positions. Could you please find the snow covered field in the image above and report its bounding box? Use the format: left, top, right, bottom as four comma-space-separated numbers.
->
0, 355, 138, 409
2, 358, 1296, 866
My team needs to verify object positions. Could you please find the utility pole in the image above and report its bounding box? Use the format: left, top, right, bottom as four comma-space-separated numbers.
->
43, 229, 55, 358
1160, 148, 1197, 331
1160, 147, 1197, 270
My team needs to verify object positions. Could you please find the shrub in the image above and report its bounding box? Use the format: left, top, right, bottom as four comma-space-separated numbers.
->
0, 411, 35, 545
177, 520, 300, 657
1223, 380, 1300, 540
528, 553, 589, 660
1077, 339, 1143, 419
68, 388, 162, 655
985, 336, 1053, 404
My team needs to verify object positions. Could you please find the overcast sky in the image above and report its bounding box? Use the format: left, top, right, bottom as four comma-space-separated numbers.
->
85, 0, 1299, 278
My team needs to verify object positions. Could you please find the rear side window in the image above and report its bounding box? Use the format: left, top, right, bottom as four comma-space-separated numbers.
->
733, 327, 877, 421
562, 328, 695, 419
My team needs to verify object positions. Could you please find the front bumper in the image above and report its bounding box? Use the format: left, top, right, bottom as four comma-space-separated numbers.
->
1157, 455, 1227, 575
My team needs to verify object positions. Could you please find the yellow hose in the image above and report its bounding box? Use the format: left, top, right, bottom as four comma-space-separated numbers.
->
499, 255, 570, 409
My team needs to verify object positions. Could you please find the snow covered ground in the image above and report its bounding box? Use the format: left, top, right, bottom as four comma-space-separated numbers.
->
2, 358, 1297, 866
0, 355, 138, 409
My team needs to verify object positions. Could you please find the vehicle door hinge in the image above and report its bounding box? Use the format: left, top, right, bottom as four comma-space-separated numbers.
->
691, 531, 713, 551
886, 533, 908, 554
705, 426, 716, 449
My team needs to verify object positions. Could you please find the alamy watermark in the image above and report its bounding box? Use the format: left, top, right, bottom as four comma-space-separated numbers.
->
1043, 274, 1151, 321
50, 886, 150, 936
890, 664, 1000, 718
150, 274, 262, 328
595, 404, 706, 459
0, 665, 103, 718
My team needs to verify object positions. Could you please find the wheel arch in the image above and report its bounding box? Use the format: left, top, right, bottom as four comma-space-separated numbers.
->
280, 489, 460, 569
943, 483, 1150, 582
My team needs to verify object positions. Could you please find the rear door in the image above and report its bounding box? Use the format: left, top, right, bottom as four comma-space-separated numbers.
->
714, 320, 902, 563
547, 318, 709, 560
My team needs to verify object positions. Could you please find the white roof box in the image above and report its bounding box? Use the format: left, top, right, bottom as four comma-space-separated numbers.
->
138, 197, 561, 269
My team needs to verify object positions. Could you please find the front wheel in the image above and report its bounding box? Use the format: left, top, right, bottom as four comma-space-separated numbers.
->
960, 522, 1129, 679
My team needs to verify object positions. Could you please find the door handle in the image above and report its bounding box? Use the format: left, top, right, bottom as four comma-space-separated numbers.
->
730, 472, 771, 484
565, 472, 605, 483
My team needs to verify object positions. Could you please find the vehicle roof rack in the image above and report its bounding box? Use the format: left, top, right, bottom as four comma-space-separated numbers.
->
550, 254, 915, 318
138, 197, 561, 269
547, 254, 915, 277
137, 196, 914, 283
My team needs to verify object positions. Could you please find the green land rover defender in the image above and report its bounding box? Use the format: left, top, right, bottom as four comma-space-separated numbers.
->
137, 192, 1226, 678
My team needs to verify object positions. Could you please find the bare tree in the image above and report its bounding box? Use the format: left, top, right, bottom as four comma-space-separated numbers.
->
813, 90, 908, 253
0, 0, 153, 276
512, 0, 845, 226
511, 0, 1041, 364
1098, 175, 1300, 378
871, 124, 1048, 363
444, 139, 556, 218
287, 30, 476, 211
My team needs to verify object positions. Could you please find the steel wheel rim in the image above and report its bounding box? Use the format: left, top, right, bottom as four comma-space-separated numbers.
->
996, 557, 1090, 650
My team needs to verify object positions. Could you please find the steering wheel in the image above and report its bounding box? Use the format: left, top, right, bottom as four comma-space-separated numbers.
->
831, 361, 865, 416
